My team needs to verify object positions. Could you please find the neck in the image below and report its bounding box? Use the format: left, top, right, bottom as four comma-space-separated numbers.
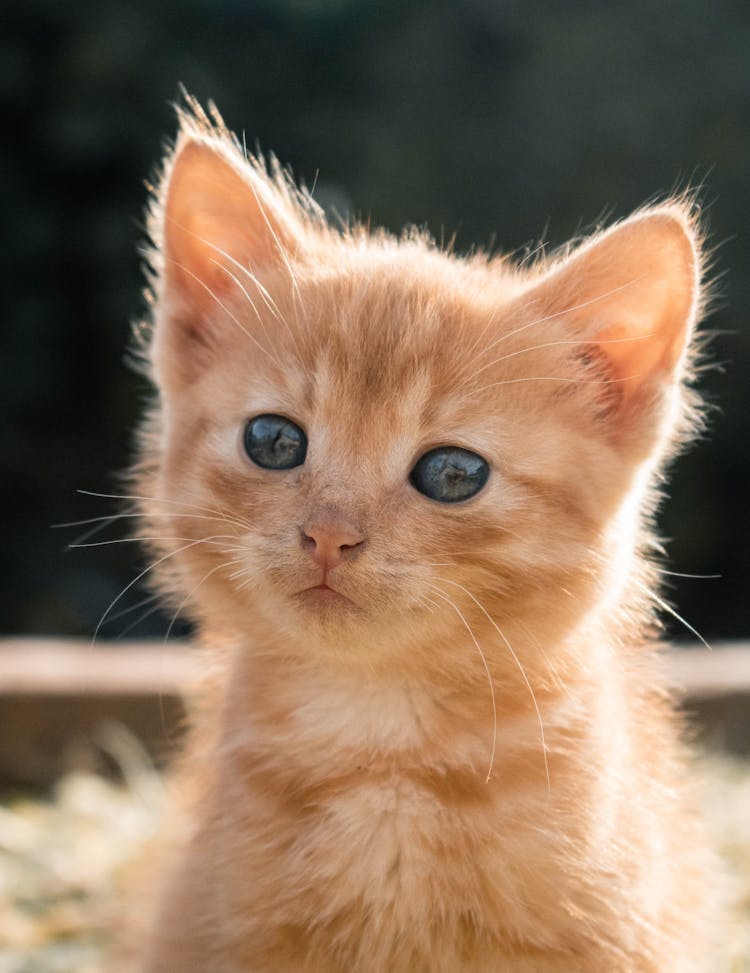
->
206, 608, 622, 799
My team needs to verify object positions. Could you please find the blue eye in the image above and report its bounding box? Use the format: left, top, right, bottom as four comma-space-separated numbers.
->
244, 414, 307, 470
410, 446, 489, 503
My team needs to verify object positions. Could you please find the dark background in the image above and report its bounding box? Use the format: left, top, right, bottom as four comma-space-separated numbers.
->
3, 0, 748, 643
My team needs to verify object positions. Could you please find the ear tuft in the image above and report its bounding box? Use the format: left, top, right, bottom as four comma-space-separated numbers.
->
145, 98, 315, 388
585, 206, 700, 396
160, 137, 300, 311
515, 201, 705, 458
533, 202, 702, 400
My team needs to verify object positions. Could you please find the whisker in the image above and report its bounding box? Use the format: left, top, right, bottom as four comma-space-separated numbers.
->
69, 534, 240, 550
198, 237, 303, 357
57, 511, 251, 541
166, 258, 281, 366
472, 333, 655, 378
420, 595, 441, 614
58, 512, 218, 528
209, 258, 278, 354
69, 517, 129, 547
76, 490, 252, 531
652, 569, 722, 580
227, 554, 264, 592
472, 372, 637, 397
423, 582, 497, 784
245, 177, 305, 313
162, 557, 240, 645
116, 601, 167, 640
104, 592, 161, 625
162, 217, 289, 328
477, 275, 645, 358
434, 577, 551, 798
71, 517, 243, 549
91, 536, 223, 647
633, 579, 713, 652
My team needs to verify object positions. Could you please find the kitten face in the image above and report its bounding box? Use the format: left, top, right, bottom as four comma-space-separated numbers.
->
155, 266, 577, 652
140, 105, 701, 673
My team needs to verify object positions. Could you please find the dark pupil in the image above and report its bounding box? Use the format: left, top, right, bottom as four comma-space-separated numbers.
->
244, 414, 307, 470
410, 447, 489, 503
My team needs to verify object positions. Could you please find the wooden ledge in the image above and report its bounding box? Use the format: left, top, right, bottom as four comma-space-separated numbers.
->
1, 638, 749, 785
2, 637, 749, 698
660, 643, 750, 698
0, 637, 197, 695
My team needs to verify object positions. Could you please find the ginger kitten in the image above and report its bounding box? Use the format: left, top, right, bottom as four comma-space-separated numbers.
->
129, 99, 719, 972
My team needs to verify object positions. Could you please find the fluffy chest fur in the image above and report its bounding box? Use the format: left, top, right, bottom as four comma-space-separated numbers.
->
140, 636, 709, 973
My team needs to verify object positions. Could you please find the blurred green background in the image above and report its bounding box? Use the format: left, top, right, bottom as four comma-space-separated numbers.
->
2, 0, 748, 641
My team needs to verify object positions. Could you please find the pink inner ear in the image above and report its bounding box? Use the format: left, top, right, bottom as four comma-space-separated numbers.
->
594, 307, 685, 402
162, 140, 296, 311
543, 210, 700, 406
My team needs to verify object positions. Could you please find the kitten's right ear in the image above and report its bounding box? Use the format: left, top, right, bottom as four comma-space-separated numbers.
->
152, 133, 303, 386
517, 205, 703, 462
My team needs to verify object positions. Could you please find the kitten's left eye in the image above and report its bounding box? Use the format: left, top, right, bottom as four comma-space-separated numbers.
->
243, 414, 308, 470
409, 446, 490, 503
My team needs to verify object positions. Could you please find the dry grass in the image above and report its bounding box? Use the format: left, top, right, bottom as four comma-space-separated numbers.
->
700, 754, 750, 971
0, 732, 163, 973
0, 749, 748, 972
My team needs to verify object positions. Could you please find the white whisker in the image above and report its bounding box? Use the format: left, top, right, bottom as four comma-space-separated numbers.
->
59, 512, 249, 550
478, 275, 645, 358
105, 592, 161, 625
652, 569, 721, 580
196, 234, 303, 357
167, 258, 281, 366
69, 534, 240, 550
91, 536, 224, 647
633, 579, 713, 652
472, 333, 655, 378
473, 372, 637, 397
116, 600, 167, 640
76, 489, 252, 532
423, 582, 497, 784
162, 215, 290, 325
209, 258, 277, 351
57, 512, 244, 529
245, 178, 305, 314
162, 556, 242, 645
434, 577, 551, 798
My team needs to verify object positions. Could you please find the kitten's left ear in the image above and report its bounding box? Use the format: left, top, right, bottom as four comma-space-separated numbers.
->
526, 204, 703, 455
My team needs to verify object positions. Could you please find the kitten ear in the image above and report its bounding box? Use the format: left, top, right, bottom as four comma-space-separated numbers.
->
151, 131, 304, 386
161, 136, 300, 308
528, 205, 702, 452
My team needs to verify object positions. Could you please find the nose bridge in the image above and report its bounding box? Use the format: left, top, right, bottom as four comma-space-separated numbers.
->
303, 441, 374, 522
298, 412, 381, 563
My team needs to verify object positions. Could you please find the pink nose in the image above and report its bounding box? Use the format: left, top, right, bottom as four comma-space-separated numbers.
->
302, 520, 365, 570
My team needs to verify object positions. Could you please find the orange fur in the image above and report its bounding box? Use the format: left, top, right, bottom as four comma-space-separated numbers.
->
126, 97, 721, 971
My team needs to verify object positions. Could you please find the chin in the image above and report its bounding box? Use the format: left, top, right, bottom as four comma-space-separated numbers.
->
294, 596, 364, 638
253, 586, 364, 644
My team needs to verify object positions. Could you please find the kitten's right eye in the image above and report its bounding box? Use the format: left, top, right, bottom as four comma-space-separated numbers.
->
410, 446, 490, 503
243, 414, 308, 470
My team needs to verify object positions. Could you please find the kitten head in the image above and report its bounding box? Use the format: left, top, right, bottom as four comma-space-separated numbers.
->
136, 100, 705, 678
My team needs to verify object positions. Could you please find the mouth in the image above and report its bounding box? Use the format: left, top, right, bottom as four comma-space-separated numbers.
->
296, 579, 358, 609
